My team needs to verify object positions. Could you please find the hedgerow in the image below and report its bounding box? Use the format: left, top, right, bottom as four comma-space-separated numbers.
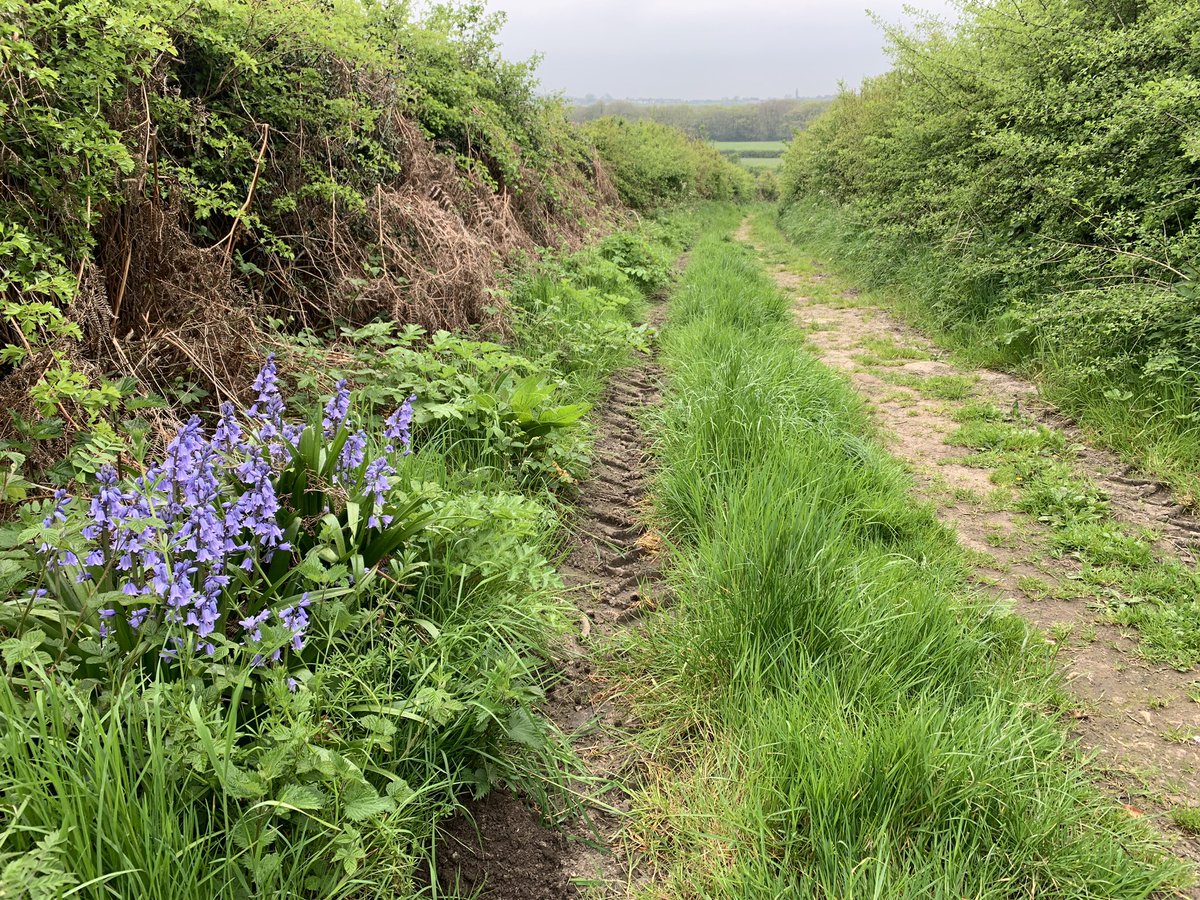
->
585, 118, 755, 209
779, 0, 1200, 496
0, 0, 614, 468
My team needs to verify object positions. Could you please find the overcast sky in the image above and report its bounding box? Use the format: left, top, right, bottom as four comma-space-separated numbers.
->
493, 0, 958, 101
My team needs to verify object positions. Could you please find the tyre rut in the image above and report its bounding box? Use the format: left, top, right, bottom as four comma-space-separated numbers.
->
434, 279, 672, 899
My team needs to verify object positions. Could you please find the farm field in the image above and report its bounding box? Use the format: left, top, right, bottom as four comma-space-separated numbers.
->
710, 140, 788, 154
4, 0, 1200, 897
712, 140, 787, 172
738, 155, 784, 170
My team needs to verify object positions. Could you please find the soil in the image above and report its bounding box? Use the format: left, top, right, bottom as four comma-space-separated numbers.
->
433, 284, 670, 898
736, 219, 1200, 881
434, 791, 579, 899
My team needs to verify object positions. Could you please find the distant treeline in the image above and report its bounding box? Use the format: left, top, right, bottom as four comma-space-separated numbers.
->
570, 98, 830, 142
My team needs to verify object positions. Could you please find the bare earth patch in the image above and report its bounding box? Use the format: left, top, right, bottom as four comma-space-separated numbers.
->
739, 221, 1200, 877
435, 287, 669, 898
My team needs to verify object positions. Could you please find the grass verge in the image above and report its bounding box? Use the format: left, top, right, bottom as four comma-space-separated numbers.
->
624, 219, 1186, 896
766, 201, 1200, 509
0, 218, 690, 898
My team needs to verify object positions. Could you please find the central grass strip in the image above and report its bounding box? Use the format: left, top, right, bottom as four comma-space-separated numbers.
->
626, 222, 1186, 897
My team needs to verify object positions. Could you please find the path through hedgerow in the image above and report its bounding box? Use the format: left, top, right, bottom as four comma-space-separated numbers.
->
743, 211, 1200, 878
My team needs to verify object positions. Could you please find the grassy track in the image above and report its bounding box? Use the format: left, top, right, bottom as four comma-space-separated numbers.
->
752, 206, 1200, 672
623, 212, 1184, 896
775, 200, 1200, 508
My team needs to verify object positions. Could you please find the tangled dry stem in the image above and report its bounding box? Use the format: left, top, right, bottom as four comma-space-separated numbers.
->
2, 94, 618, 450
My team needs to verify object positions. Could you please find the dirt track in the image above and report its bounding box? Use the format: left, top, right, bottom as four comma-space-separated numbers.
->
737, 219, 1200, 879
434, 281, 669, 899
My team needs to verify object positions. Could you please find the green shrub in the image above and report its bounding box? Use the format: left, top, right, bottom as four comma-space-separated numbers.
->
754, 169, 780, 201
283, 326, 591, 489
0, 0, 608, 439
779, 0, 1200, 495
585, 118, 754, 209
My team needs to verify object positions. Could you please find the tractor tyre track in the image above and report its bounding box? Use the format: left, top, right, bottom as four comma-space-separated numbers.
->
434, 286, 670, 898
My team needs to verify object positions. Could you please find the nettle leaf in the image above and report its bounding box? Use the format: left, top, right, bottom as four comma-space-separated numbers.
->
332, 828, 365, 876
250, 853, 282, 889
0, 558, 27, 593
359, 714, 397, 743
277, 783, 327, 812
1, 629, 51, 668
385, 778, 416, 809
293, 550, 326, 582
309, 747, 356, 780
504, 707, 545, 749
231, 817, 281, 853
342, 779, 395, 822
223, 764, 269, 800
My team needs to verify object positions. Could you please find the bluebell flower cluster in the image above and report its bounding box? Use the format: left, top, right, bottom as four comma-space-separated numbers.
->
323, 379, 351, 438
32, 358, 418, 671
384, 395, 416, 455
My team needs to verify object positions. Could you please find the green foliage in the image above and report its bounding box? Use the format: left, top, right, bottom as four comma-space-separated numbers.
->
585, 118, 754, 209
753, 169, 779, 202
0, 0, 605, 430
780, 0, 1200, 498
0, 219, 677, 895
285, 325, 591, 490
596, 230, 674, 293
711, 141, 787, 157
280, 230, 667, 490
506, 249, 656, 398
626, 223, 1182, 895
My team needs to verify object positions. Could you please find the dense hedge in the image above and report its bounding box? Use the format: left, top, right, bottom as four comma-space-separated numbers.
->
0, 0, 612, 443
585, 118, 755, 209
780, 0, 1200, 490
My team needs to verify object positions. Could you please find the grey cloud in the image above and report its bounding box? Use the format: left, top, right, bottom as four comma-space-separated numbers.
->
494, 0, 957, 100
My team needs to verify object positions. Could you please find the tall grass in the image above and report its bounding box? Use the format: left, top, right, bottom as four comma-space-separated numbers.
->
0, 543, 574, 898
0, 225, 685, 898
629, 226, 1184, 896
769, 200, 1200, 505
0, 674, 332, 898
